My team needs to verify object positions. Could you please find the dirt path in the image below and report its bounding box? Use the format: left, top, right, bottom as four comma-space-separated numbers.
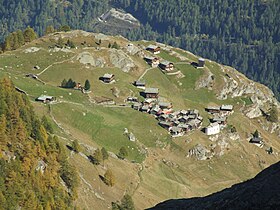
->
138, 67, 153, 81
37, 55, 76, 76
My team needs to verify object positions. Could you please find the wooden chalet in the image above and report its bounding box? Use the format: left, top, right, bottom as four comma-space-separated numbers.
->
205, 106, 221, 114
141, 105, 150, 113
144, 88, 159, 98
159, 121, 173, 129
146, 45, 161, 54
102, 73, 115, 83
158, 102, 173, 109
134, 80, 146, 88
159, 60, 174, 71
144, 56, 160, 67
132, 102, 142, 110
220, 105, 234, 112
150, 105, 162, 116
210, 116, 227, 125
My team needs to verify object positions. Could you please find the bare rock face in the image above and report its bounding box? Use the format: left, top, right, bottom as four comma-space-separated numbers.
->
195, 68, 214, 90
187, 144, 212, 160
109, 49, 135, 72
217, 76, 238, 100
77, 52, 106, 67
243, 104, 263, 119
150, 161, 280, 210
126, 44, 142, 55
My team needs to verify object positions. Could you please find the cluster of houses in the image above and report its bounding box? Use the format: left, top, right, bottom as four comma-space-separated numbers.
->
129, 80, 203, 137
204, 105, 234, 135
145, 45, 174, 72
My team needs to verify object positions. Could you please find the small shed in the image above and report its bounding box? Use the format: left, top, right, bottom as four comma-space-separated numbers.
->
134, 80, 146, 88
159, 60, 174, 71
198, 58, 205, 68
249, 137, 264, 147
146, 45, 161, 54
36, 95, 56, 103
144, 88, 159, 98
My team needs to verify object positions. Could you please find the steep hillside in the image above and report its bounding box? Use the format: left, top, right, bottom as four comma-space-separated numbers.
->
0, 1, 279, 100
0, 78, 78, 209
150, 161, 280, 210
0, 30, 279, 209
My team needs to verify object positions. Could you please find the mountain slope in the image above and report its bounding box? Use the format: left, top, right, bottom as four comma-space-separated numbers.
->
150, 161, 280, 210
0, 78, 78, 209
0, 30, 279, 209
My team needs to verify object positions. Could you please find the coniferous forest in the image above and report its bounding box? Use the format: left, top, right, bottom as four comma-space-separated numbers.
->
0, 0, 279, 99
0, 78, 78, 209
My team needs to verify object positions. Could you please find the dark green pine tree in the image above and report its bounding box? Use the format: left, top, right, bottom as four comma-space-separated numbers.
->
84, 79, 90, 91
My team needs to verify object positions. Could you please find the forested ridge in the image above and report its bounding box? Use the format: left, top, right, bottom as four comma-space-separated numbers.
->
0, 0, 279, 99
0, 78, 78, 209
116, 0, 280, 100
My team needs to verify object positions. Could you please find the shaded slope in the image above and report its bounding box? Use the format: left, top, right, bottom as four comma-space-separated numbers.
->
150, 161, 280, 210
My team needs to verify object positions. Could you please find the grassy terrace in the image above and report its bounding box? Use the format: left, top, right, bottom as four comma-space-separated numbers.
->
159, 50, 181, 63
52, 103, 171, 163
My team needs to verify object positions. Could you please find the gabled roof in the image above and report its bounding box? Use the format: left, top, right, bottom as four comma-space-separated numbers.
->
141, 105, 150, 110
103, 73, 114, 79
147, 45, 160, 50
250, 137, 263, 144
160, 60, 173, 66
145, 88, 159, 94
37, 95, 54, 101
206, 106, 220, 110
159, 102, 172, 107
135, 80, 146, 86
206, 122, 220, 128
221, 104, 233, 110
212, 117, 226, 122
199, 58, 205, 62
159, 121, 173, 127
170, 126, 183, 133
144, 56, 156, 60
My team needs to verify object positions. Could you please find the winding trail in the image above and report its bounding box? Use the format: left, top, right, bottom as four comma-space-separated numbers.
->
138, 67, 153, 81
37, 55, 76, 76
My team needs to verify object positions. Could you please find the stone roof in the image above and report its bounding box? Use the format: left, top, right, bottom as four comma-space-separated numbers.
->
145, 88, 159, 94
37, 95, 54, 101
160, 60, 173, 66
135, 80, 146, 86
147, 45, 159, 50
103, 73, 114, 79
221, 104, 233, 110
159, 102, 172, 107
